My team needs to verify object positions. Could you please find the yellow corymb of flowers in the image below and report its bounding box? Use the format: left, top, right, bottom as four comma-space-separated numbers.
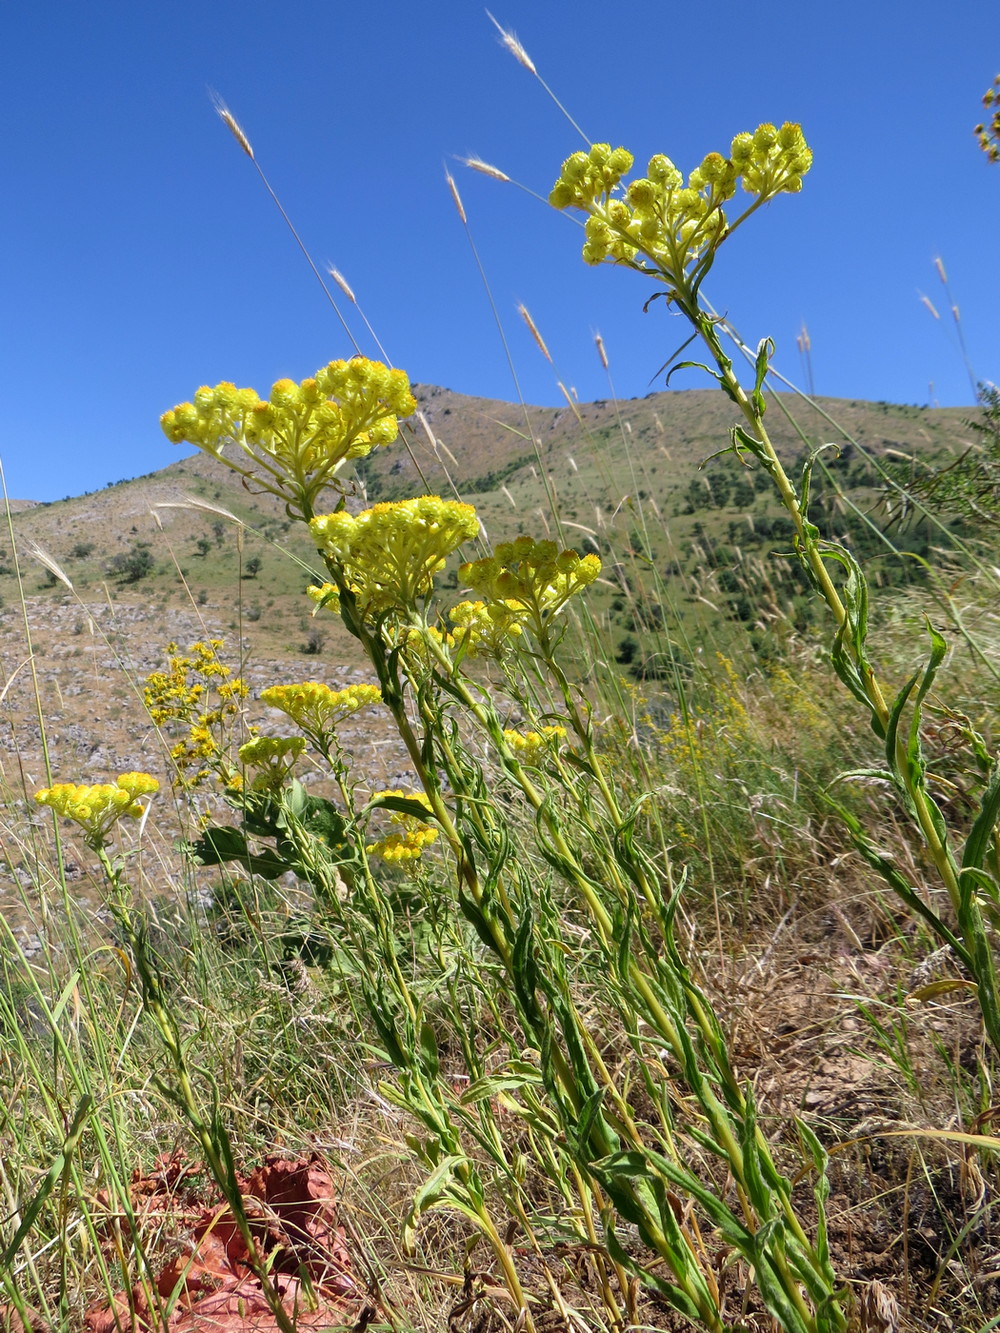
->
448, 599, 524, 659
460, 537, 601, 638
549, 125, 812, 291
365, 790, 438, 864
35, 773, 159, 848
260, 681, 382, 746
237, 735, 306, 792
160, 359, 416, 519
144, 639, 249, 788
503, 726, 567, 767
310, 497, 479, 619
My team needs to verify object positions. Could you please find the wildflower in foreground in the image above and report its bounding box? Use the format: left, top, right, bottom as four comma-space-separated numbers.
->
35, 773, 159, 849
310, 497, 479, 619
448, 598, 524, 658
549, 125, 812, 289
260, 682, 382, 748
366, 789, 438, 863
237, 735, 306, 792
160, 358, 416, 518
460, 538, 601, 638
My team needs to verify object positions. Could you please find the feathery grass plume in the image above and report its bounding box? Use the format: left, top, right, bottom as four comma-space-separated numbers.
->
517, 304, 553, 363
152, 495, 243, 526
485, 10, 536, 73
25, 541, 73, 590
212, 94, 254, 159
594, 333, 609, 369
445, 170, 467, 224
328, 266, 357, 303
460, 154, 511, 182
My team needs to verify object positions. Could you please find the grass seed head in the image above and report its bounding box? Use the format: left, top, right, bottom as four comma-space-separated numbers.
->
486, 11, 537, 74
212, 96, 254, 159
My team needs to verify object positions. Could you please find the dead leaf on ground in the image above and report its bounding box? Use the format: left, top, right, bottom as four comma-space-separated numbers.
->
84, 1153, 366, 1332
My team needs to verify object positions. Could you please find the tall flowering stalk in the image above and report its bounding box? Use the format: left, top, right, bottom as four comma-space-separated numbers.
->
550, 126, 1000, 1058
163, 354, 848, 1333
34, 774, 302, 1333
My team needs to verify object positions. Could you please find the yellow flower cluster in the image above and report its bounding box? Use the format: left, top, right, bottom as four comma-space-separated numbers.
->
460, 538, 601, 636
503, 726, 567, 767
35, 773, 159, 847
260, 681, 382, 745
306, 582, 340, 615
550, 125, 812, 285
657, 654, 750, 773
160, 359, 416, 518
310, 497, 479, 618
976, 75, 1000, 163
366, 790, 438, 863
144, 640, 249, 788
448, 599, 524, 658
237, 735, 306, 792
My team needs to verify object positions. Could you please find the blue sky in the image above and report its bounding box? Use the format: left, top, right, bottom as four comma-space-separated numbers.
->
2, 0, 996, 502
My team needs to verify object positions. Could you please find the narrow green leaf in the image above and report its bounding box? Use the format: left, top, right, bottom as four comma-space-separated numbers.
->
963, 761, 1000, 871
2, 1095, 93, 1268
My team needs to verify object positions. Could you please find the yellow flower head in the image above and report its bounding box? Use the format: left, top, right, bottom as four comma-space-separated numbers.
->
144, 639, 248, 789
460, 538, 601, 637
366, 828, 438, 863
160, 359, 416, 519
550, 125, 811, 288
503, 726, 567, 767
35, 773, 159, 848
365, 790, 438, 863
448, 598, 525, 659
237, 735, 306, 791
310, 496, 479, 619
306, 582, 341, 615
260, 681, 382, 745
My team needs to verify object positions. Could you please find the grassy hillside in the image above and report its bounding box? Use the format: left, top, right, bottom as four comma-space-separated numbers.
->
0, 384, 975, 658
